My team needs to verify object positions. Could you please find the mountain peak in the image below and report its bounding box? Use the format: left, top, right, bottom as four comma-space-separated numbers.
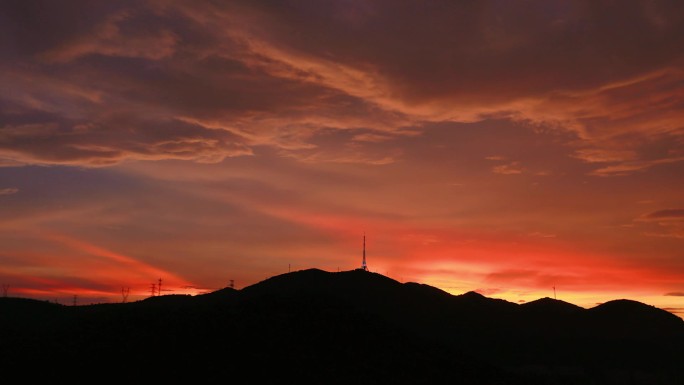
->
459, 290, 486, 299
591, 298, 683, 323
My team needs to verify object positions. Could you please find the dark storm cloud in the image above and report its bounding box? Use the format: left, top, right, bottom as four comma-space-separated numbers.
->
1, 0, 683, 170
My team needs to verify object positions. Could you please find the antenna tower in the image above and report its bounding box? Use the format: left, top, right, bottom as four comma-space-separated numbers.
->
361, 233, 368, 271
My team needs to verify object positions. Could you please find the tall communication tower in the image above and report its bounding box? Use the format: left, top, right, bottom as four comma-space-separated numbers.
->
361, 233, 368, 271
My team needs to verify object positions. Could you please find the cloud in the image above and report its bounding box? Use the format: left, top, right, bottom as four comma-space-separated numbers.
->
0, 231, 196, 299
42, 10, 178, 63
0, 187, 18, 196
573, 149, 638, 163
0, 0, 683, 171
352, 132, 396, 143
492, 161, 524, 175
528, 232, 556, 238
661, 308, 684, 317
0, 119, 253, 166
635, 209, 684, 239
485, 155, 506, 161
589, 156, 684, 177
664, 292, 684, 296
644, 209, 684, 220
474, 288, 504, 296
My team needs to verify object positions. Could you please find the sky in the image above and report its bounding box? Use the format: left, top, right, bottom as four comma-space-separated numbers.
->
1, 1, 683, 316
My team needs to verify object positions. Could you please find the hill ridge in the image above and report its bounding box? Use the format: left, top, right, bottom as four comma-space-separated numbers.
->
1, 268, 682, 384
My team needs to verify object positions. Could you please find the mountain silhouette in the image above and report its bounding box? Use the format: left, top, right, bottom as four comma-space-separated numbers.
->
1, 269, 682, 384
521, 297, 584, 314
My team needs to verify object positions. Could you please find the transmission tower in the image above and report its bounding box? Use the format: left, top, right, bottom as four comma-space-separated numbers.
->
72, 295, 78, 306
150, 283, 157, 297
229, 279, 234, 289
121, 287, 130, 303
158, 278, 162, 296
361, 232, 368, 271
2, 284, 8, 297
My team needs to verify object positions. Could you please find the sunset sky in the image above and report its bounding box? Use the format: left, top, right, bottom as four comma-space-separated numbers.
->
1, 1, 683, 316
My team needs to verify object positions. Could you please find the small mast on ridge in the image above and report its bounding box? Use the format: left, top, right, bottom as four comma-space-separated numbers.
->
361, 232, 368, 271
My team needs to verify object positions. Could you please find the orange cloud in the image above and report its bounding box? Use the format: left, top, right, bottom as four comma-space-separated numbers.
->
1, 0, 683, 173
0, 232, 196, 301
492, 161, 524, 175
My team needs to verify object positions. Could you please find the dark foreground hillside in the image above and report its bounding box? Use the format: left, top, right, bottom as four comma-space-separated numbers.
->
1, 269, 682, 384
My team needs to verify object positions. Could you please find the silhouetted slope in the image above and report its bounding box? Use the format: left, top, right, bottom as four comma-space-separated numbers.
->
521, 297, 584, 315
0, 296, 63, 317
1, 269, 682, 385
195, 285, 239, 302
588, 299, 684, 337
514, 297, 586, 340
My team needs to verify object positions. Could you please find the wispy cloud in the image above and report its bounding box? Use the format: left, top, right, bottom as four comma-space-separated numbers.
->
0, 187, 18, 195
0, 1, 682, 170
643, 209, 684, 220
492, 162, 524, 175
485, 155, 506, 161
635, 209, 684, 239
589, 156, 684, 177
